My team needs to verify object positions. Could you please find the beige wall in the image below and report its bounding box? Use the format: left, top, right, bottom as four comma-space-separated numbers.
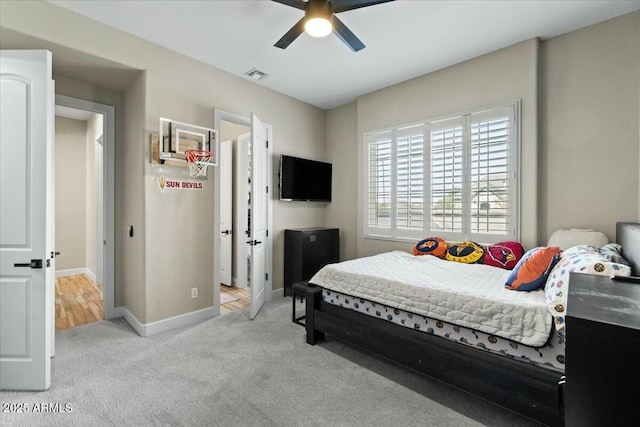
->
138, 28, 325, 322
220, 121, 250, 143
325, 102, 358, 261
124, 72, 147, 322
6, 1, 636, 326
326, 12, 639, 258
540, 11, 640, 242
0, 0, 326, 323
353, 39, 540, 257
54, 117, 87, 270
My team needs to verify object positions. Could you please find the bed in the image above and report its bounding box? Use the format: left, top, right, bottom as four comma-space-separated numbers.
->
302, 222, 640, 426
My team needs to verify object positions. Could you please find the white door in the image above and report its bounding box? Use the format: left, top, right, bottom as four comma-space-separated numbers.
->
48, 81, 56, 358
249, 114, 268, 319
234, 133, 250, 289
0, 50, 54, 390
219, 140, 232, 286
95, 135, 104, 286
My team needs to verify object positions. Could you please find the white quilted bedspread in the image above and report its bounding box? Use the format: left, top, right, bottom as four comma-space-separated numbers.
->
310, 251, 552, 347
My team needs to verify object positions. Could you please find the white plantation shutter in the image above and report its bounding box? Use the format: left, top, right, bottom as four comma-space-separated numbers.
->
366, 131, 393, 235
364, 102, 519, 243
468, 107, 516, 241
396, 125, 424, 236
429, 118, 464, 238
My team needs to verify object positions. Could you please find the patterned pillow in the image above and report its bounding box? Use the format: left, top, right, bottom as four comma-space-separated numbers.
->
505, 247, 562, 291
561, 245, 600, 259
599, 243, 631, 266
413, 237, 448, 258
545, 253, 632, 330
445, 241, 484, 264
481, 241, 525, 270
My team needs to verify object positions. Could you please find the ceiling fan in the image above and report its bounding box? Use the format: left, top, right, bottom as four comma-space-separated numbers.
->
272, 0, 394, 52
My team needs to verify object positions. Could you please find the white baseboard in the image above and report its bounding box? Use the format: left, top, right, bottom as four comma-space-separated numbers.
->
114, 306, 146, 336
146, 307, 215, 336
56, 267, 95, 279
271, 287, 284, 300
85, 269, 96, 283
114, 306, 216, 337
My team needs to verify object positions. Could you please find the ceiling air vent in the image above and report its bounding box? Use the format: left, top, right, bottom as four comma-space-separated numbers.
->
244, 68, 268, 81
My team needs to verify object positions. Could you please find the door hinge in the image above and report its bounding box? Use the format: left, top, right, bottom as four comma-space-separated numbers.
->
266, 140, 269, 148
266, 230, 269, 237
266, 186, 269, 194
265, 273, 269, 281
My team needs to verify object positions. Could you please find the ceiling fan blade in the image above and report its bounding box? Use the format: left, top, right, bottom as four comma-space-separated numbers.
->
332, 0, 394, 14
274, 18, 306, 49
333, 15, 365, 52
271, 0, 307, 10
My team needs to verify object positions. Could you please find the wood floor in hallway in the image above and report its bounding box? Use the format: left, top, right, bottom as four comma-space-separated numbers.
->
56, 274, 103, 330
56, 276, 249, 328
220, 284, 250, 314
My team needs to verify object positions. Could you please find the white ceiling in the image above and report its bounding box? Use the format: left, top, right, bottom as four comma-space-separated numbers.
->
51, 0, 640, 110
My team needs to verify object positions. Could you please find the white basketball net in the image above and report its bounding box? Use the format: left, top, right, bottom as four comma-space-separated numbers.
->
185, 150, 214, 178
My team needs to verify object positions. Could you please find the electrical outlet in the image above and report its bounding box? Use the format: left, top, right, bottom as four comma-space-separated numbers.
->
191, 288, 198, 298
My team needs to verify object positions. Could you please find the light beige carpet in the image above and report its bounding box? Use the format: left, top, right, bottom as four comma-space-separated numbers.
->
0, 299, 538, 426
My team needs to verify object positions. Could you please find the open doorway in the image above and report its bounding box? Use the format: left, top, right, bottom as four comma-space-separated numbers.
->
218, 121, 251, 314
53, 95, 115, 331
53, 107, 102, 328
213, 110, 273, 319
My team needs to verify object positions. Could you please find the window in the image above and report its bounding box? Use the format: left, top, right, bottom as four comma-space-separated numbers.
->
364, 102, 519, 244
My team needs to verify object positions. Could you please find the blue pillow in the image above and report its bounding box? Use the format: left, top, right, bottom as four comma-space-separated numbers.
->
505, 247, 562, 291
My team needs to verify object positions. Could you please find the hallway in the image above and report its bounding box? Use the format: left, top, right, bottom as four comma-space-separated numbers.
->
55, 274, 103, 330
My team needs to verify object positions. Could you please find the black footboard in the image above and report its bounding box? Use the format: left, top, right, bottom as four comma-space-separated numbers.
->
304, 286, 563, 426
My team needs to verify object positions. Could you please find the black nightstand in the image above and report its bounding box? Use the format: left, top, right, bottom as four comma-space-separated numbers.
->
292, 281, 316, 326
284, 228, 339, 296
565, 273, 640, 426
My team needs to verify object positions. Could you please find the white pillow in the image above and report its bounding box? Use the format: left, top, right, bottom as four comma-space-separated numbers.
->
547, 229, 609, 250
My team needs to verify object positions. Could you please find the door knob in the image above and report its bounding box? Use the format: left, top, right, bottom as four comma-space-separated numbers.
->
14, 259, 43, 269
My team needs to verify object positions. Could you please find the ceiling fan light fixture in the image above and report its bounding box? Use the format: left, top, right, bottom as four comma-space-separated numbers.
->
273, 0, 386, 51
304, 0, 334, 38
305, 17, 332, 37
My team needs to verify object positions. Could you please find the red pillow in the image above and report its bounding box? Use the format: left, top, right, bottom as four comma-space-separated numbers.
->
482, 241, 525, 270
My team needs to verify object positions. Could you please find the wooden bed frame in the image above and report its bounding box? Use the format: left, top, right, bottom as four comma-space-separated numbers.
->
303, 222, 640, 427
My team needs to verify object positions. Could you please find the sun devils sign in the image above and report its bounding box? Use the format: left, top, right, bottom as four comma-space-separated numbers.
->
158, 176, 204, 192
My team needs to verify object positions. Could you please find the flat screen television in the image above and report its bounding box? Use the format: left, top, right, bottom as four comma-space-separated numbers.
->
279, 155, 332, 202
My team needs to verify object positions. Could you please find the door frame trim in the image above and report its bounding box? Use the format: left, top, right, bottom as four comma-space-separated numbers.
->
55, 94, 116, 320
213, 109, 273, 316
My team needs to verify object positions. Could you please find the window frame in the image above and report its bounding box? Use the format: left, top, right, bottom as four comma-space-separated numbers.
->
363, 100, 521, 244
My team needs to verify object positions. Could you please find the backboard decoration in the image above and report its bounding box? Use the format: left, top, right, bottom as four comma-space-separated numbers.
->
156, 118, 218, 167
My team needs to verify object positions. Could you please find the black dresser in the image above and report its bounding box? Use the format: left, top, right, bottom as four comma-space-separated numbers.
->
284, 228, 339, 296
565, 273, 640, 426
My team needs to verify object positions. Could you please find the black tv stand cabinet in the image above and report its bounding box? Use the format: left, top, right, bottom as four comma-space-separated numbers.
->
284, 228, 339, 296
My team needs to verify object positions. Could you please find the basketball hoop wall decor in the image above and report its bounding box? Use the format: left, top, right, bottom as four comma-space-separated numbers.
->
185, 149, 215, 178
159, 118, 218, 177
